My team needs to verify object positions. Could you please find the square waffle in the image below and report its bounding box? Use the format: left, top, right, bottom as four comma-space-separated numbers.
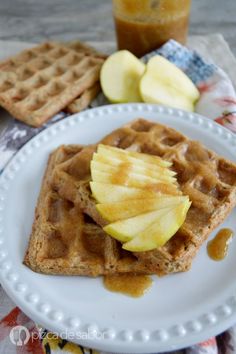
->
51, 119, 236, 275
0, 41, 105, 127
24, 144, 152, 276
66, 81, 101, 114
65, 40, 107, 59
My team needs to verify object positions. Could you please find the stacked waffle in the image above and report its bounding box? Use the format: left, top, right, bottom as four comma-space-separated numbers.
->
24, 119, 236, 276
24, 144, 151, 276
0, 41, 106, 127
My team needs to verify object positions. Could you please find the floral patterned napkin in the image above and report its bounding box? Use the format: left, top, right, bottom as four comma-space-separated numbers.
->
0, 35, 236, 354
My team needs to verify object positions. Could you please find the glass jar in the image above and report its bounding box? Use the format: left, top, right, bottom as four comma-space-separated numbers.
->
113, 0, 191, 57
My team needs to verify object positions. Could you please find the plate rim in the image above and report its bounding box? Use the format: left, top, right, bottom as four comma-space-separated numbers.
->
0, 103, 236, 353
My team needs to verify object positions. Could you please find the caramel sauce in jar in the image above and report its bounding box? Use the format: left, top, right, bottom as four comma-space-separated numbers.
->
104, 274, 153, 297
207, 228, 234, 261
113, 0, 191, 57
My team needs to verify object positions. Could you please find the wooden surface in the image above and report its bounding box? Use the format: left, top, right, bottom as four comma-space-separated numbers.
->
0, 0, 235, 54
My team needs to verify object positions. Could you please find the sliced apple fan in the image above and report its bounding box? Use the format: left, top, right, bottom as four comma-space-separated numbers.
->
90, 144, 191, 252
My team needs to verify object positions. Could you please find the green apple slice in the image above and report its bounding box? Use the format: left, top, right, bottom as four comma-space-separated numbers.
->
97, 144, 172, 168
91, 161, 176, 183
90, 182, 168, 203
100, 50, 145, 103
96, 196, 189, 222
139, 55, 200, 112
141, 76, 194, 111
93, 153, 176, 177
91, 169, 179, 193
104, 207, 176, 242
123, 200, 191, 252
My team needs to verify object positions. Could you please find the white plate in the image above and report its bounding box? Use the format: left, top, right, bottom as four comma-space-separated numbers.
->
0, 104, 236, 353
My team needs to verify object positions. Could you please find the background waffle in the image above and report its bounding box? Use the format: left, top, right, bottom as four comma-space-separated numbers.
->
65, 40, 107, 59
24, 145, 152, 276
0, 41, 105, 127
51, 119, 236, 275
66, 81, 101, 114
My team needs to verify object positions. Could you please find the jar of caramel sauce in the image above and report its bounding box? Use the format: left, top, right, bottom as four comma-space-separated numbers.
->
113, 0, 191, 57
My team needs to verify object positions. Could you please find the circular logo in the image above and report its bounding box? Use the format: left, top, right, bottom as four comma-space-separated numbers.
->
9, 325, 30, 346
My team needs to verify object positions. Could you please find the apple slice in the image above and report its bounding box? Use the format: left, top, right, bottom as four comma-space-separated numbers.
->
123, 200, 191, 252
104, 207, 176, 242
139, 55, 200, 112
91, 169, 179, 193
96, 196, 189, 222
100, 50, 145, 103
91, 161, 176, 183
97, 144, 172, 168
90, 182, 166, 203
93, 153, 176, 177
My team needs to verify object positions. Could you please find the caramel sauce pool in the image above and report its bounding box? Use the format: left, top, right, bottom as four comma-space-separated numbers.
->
207, 228, 234, 261
104, 274, 153, 297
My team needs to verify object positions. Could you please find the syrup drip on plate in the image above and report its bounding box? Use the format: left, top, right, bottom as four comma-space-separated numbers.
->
104, 274, 153, 297
207, 228, 234, 261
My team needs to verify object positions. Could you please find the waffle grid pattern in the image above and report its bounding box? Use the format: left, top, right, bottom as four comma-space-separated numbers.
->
0, 41, 104, 126
24, 145, 151, 276
50, 119, 236, 274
